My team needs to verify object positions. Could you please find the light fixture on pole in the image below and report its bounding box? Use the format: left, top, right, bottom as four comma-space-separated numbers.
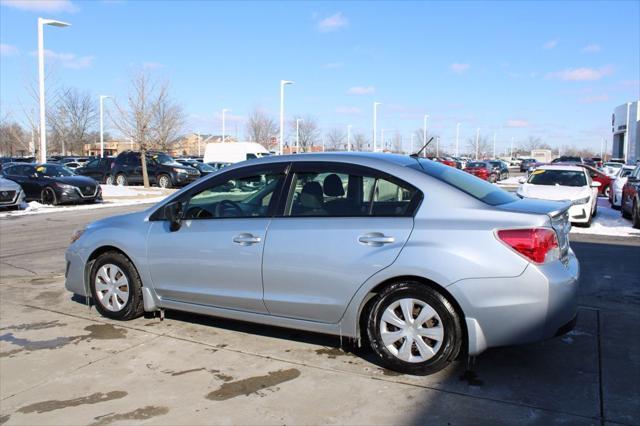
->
279, 80, 294, 155
423, 114, 429, 157
475, 128, 480, 160
347, 125, 352, 152
455, 122, 461, 157
37, 17, 70, 163
296, 118, 301, 153
99, 95, 112, 158
373, 102, 381, 152
221, 108, 230, 143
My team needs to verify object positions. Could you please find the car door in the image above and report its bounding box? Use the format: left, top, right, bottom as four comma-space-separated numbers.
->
79, 159, 99, 179
6, 165, 39, 199
262, 161, 420, 323
146, 162, 289, 313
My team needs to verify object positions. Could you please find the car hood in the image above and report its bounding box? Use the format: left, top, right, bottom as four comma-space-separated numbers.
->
46, 175, 98, 187
517, 183, 590, 201
0, 177, 21, 191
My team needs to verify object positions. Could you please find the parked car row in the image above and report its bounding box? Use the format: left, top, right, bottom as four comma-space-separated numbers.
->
463, 160, 509, 182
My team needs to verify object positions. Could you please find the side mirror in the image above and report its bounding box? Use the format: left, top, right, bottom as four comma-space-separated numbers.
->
591, 181, 601, 188
164, 201, 184, 232
518, 177, 526, 184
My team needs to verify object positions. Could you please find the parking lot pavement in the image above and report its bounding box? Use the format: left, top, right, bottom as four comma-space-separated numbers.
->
1, 206, 639, 425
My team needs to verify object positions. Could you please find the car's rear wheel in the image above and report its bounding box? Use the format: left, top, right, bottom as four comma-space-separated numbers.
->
157, 174, 172, 189
115, 173, 127, 186
603, 185, 610, 198
622, 197, 632, 219
89, 251, 144, 321
366, 281, 462, 375
40, 187, 58, 206
633, 200, 640, 229
105, 175, 114, 185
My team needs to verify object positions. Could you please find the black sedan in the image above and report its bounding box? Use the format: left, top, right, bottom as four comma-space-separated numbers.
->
1, 163, 102, 205
487, 160, 509, 180
175, 159, 217, 178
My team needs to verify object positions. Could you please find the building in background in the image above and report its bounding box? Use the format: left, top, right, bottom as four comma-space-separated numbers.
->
612, 101, 639, 164
170, 133, 235, 157
83, 140, 139, 156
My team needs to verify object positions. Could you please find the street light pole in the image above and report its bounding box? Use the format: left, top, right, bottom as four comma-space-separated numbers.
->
221, 108, 230, 143
373, 102, 381, 152
279, 80, 294, 155
347, 125, 352, 152
37, 17, 70, 163
493, 132, 496, 159
475, 128, 480, 160
296, 118, 301, 153
510, 137, 514, 159
455, 123, 461, 157
411, 133, 415, 153
99, 95, 111, 158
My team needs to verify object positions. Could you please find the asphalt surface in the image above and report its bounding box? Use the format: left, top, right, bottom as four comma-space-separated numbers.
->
0, 204, 639, 425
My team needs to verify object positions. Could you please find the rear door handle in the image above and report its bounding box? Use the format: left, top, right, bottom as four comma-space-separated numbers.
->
358, 233, 395, 246
233, 233, 262, 246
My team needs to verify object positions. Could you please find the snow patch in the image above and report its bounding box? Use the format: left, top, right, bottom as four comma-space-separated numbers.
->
570, 198, 639, 238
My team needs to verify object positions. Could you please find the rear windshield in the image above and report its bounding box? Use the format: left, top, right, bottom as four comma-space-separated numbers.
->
527, 169, 586, 187
407, 159, 517, 206
466, 161, 486, 168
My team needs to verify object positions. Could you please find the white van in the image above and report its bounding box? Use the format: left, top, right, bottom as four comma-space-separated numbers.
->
203, 142, 270, 164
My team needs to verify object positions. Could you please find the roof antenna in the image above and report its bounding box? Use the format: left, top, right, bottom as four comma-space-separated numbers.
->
410, 136, 434, 158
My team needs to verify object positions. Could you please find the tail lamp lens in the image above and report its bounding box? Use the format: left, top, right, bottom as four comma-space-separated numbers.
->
497, 228, 559, 264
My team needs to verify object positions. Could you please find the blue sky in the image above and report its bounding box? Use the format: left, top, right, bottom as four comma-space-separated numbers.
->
1, 0, 638, 153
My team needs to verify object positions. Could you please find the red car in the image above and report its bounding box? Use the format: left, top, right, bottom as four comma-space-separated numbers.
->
463, 161, 499, 183
554, 163, 612, 197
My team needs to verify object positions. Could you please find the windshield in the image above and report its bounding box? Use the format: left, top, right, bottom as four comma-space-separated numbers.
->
620, 168, 634, 178
408, 159, 517, 206
197, 163, 215, 172
36, 164, 75, 177
527, 169, 586, 187
150, 153, 176, 165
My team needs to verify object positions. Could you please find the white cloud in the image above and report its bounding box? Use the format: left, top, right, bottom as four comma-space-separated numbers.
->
450, 63, 470, 74
335, 106, 362, 115
0, 43, 18, 56
543, 39, 559, 49
323, 62, 343, 69
547, 65, 614, 81
1, 0, 78, 13
346, 86, 374, 95
581, 44, 601, 53
581, 94, 609, 104
30, 49, 94, 69
505, 119, 530, 128
317, 12, 348, 32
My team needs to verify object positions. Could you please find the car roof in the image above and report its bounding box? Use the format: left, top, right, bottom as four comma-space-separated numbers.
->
248, 152, 419, 167
537, 164, 585, 172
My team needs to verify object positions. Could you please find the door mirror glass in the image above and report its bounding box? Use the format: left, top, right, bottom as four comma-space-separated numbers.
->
164, 201, 184, 232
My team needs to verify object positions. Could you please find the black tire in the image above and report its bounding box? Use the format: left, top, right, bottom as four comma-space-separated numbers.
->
489, 174, 497, 183
366, 281, 463, 375
622, 198, 632, 219
105, 175, 114, 185
603, 186, 610, 199
89, 251, 144, 321
115, 173, 128, 186
157, 174, 172, 189
592, 203, 598, 218
633, 200, 640, 229
41, 187, 58, 206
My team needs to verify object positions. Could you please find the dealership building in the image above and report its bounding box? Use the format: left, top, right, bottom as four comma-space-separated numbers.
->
612, 100, 639, 164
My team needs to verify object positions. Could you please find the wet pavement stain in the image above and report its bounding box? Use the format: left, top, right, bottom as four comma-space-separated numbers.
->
90, 406, 169, 426
459, 370, 484, 387
0, 333, 70, 351
165, 368, 206, 376
35, 291, 61, 302
0, 320, 65, 331
210, 369, 234, 382
315, 347, 352, 359
17, 391, 128, 414
205, 368, 301, 401
0, 414, 9, 425
80, 324, 127, 341
0, 349, 23, 358
381, 368, 403, 377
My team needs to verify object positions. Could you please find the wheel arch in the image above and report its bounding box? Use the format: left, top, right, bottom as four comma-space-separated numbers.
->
355, 274, 468, 356
84, 245, 145, 297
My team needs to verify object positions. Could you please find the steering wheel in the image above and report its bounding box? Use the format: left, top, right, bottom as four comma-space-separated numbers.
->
186, 206, 213, 219
214, 199, 243, 218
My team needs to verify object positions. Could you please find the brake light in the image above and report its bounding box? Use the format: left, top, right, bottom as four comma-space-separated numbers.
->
497, 228, 559, 264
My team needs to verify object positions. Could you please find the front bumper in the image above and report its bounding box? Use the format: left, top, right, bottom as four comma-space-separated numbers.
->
0, 189, 24, 208
448, 250, 580, 355
174, 173, 200, 186
58, 187, 102, 204
65, 245, 87, 296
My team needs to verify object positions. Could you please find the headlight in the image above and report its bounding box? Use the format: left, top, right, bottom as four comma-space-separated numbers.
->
572, 196, 590, 205
70, 227, 86, 244
173, 168, 187, 174
54, 182, 75, 191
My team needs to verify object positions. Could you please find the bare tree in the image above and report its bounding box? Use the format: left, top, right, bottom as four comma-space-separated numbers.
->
326, 128, 345, 151
352, 132, 368, 151
0, 113, 30, 156
291, 116, 320, 152
152, 83, 185, 151
520, 136, 551, 152
246, 108, 277, 150
466, 135, 492, 159
111, 72, 159, 187
47, 87, 97, 155
392, 133, 403, 153
413, 129, 440, 156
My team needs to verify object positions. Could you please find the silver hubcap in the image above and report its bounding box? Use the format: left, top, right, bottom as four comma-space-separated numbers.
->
106, 176, 114, 185
116, 175, 125, 185
159, 176, 169, 188
380, 298, 444, 363
95, 264, 129, 312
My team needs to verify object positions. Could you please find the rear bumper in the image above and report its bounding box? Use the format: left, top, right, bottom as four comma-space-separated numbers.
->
448, 250, 580, 355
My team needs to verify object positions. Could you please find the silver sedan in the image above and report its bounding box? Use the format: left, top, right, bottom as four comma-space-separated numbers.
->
0, 176, 25, 209
65, 153, 579, 375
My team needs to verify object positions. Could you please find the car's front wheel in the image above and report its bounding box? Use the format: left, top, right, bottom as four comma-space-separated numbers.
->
105, 175, 114, 185
89, 251, 144, 320
157, 174, 172, 189
41, 187, 58, 205
366, 281, 462, 375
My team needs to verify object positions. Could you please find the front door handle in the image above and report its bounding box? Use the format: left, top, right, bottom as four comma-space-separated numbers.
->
233, 233, 262, 246
358, 233, 395, 246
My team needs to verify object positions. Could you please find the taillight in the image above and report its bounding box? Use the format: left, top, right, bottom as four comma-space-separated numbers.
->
496, 228, 559, 264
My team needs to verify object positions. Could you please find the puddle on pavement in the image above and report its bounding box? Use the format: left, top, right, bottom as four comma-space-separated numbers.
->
81, 324, 127, 340
0, 414, 10, 425
315, 347, 353, 359
381, 368, 403, 377
165, 367, 206, 376
0, 333, 71, 351
0, 320, 65, 331
90, 406, 169, 426
17, 391, 128, 414
206, 368, 300, 401
35, 291, 62, 302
